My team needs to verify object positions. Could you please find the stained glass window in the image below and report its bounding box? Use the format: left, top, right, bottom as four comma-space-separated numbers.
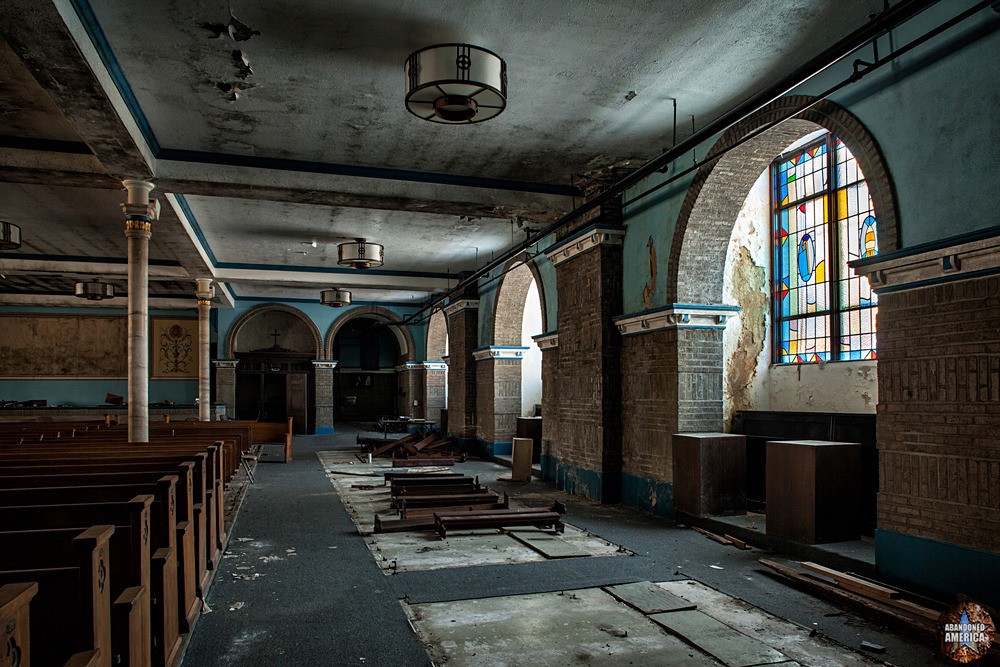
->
772, 134, 878, 363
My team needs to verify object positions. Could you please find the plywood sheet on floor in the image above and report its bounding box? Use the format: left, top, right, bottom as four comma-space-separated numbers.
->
604, 581, 697, 614
406, 581, 878, 667
509, 529, 592, 559
657, 580, 876, 666
318, 451, 626, 574
649, 609, 789, 667
405, 586, 720, 667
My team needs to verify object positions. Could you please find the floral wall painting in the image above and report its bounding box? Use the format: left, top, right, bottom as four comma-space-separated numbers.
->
152, 318, 198, 378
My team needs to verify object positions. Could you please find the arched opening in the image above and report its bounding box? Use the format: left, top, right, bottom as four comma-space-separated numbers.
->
671, 96, 898, 535
231, 306, 322, 434
520, 278, 543, 417
425, 308, 449, 423
330, 317, 402, 423
485, 259, 546, 453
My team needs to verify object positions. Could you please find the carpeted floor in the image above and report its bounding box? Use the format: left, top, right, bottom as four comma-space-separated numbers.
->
181, 429, 948, 666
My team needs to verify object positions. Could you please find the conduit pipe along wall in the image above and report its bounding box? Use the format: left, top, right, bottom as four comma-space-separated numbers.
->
403, 0, 951, 327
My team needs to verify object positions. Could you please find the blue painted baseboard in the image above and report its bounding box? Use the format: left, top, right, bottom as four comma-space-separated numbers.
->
315, 426, 334, 435
540, 454, 557, 481
621, 471, 675, 518
876, 529, 1000, 609
554, 461, 605, 502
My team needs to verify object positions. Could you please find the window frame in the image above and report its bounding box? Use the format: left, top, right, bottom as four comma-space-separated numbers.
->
769, 132, 876, 364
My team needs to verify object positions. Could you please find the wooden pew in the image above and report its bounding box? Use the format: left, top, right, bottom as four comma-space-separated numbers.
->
1, 582, 38, 667
0, 459, 212, 597
0, 526, 113, 667
0, 524, 150, 667
0, 474, 197, 636
0, 499, 180, 667
0, 443, 225, 574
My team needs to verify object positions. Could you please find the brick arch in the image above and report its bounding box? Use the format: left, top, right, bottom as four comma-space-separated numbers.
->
491, 255, 547, 346
668, 95, 899, 305
225, 303, 322, 358
324, 305, 415, 361
425, 308, 448, 361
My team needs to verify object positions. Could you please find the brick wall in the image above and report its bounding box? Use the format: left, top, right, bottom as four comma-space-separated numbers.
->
541, 347, 560, 475
621, 329, 679, 481
677, 329, 725, 432
314, 367, 334, 430
877, 274, 1000, 553
476, 358, 522, 443
446, 307, 478, 438
398, 368, 425, 419
425, 369, 446, 424
552, 238, 623, 501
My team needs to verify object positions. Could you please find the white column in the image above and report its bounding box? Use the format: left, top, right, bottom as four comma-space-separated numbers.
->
122, 180, 158, 443
195, 278, 214, 421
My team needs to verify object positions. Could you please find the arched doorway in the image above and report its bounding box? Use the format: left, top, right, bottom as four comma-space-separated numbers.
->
229, 305, 323, 434
329, 317, 402, 423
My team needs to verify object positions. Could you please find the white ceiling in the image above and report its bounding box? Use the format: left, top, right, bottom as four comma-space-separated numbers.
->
0, 0, 882, 308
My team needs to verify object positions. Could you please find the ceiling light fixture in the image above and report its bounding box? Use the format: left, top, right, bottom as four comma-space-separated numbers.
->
337, 238, 384, 269
405, 43, 507, 124
74, 278, 115, 301
0, 221, 21, 250
320, 287, 352, 307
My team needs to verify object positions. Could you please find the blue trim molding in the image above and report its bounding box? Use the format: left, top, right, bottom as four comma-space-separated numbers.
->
876, 529, 1000, 609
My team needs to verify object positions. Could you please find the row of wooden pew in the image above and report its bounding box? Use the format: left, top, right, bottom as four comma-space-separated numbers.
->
0, 419, 261, 667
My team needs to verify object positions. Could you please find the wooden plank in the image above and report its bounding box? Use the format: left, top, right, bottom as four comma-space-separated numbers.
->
692, 526, 730, 545
799, 562, 899, 600
603, 581, 697, 614
649, 609, 789, 667
723, 534, 749, 550
508, 532, 589, 559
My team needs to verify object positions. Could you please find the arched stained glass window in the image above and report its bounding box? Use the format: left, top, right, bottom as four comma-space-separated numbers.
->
772, 133, 878, 363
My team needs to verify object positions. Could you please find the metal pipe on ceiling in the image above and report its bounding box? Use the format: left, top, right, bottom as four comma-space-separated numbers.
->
402, 0, 953, 326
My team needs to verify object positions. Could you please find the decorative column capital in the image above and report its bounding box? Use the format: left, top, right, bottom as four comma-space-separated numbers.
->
195, 278, 215, 302
532, 331, 559, 350
213, 359, 240, 369
312, 360, 338, 370
422, 361, 447, 371
614, 303, 741, 336
394, 361, 425, 373
545, 224, 625, 267
473, 346, 529, 361
444, 299, 479, 318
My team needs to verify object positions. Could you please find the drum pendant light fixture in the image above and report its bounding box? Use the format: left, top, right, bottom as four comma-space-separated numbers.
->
74, 278, 115, 301
320, 287, 352, 308
0, 221, 21, 250
405, 43, 507, 124
337, 238, 384, 269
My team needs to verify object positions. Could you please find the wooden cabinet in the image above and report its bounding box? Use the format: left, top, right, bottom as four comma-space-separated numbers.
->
671, 433, 746, 518
766, 439, 862, 543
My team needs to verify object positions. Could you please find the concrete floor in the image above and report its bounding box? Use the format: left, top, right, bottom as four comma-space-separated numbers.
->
181, 429, 951, 666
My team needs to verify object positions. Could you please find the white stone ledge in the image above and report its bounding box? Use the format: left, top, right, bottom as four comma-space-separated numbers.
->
850, 233, 1000, 292
545, 226, 625, 267
532, 332, 559, 350
473, 346, 529, 361
312, 360, 338, 370
444, 299, 479, 317
614, 304, 741, 336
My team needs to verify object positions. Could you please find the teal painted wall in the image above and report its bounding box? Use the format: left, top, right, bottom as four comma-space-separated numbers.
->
618, 1, 1000, 317
0, 379, 196, 406
876, 529, 1000, 610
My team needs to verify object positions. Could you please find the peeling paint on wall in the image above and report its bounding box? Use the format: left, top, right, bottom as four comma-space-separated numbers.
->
725, 246, 767, 414
641, 236, 657, 309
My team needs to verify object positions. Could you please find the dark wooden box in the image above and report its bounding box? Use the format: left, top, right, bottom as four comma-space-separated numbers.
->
765, 439, 862, 543
672, 433, 746, 518
516, 416, 543, 463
